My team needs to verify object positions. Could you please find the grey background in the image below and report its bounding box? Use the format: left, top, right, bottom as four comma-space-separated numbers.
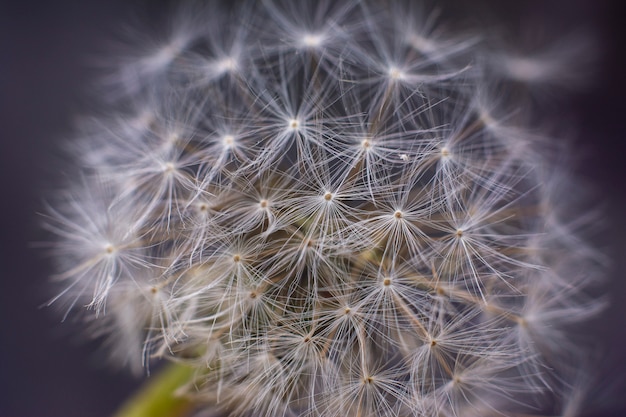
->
1, 1, 625, 416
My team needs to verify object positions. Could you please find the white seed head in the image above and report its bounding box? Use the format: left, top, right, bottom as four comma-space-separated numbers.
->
45, 2, 603, 417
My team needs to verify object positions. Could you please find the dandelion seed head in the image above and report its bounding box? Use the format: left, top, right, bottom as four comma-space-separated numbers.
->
44, 2, 603, 417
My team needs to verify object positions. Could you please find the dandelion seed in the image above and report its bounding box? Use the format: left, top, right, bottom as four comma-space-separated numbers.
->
301, 33, 324, 48
388, 66, 406, 81
289, 118, 300, 130
216, 57, 237, 73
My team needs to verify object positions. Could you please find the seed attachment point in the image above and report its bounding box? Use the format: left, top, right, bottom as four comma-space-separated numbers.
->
301, 33, 323, 48
289, 119, 300, 130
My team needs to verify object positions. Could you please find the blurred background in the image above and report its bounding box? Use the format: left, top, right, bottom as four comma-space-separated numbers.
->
1, 1, 625, 416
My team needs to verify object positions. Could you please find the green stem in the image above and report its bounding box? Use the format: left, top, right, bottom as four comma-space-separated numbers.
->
112, 362, 196, 417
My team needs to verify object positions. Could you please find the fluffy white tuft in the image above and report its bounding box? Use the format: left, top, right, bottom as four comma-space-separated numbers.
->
45, 1, 602, 416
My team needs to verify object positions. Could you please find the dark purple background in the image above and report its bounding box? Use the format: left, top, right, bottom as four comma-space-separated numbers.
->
1, 1, 625, 417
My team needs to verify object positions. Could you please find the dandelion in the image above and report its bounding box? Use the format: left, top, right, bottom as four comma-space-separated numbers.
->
45, 1, 604, 417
